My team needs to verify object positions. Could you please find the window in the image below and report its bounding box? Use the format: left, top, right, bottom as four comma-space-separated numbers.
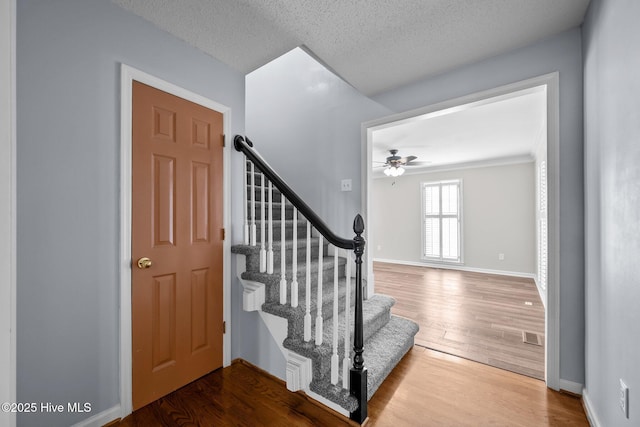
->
421, 180, 462, 263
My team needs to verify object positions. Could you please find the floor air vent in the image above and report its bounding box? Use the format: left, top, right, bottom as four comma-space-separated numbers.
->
522, 331, 542, 346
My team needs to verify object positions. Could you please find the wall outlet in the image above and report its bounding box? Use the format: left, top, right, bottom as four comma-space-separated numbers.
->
620, 379, 629, 418
341, 179, 352, 192
498, 253, 505, 261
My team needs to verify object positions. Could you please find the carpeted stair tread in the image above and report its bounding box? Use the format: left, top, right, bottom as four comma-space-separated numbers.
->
278, 295, 395, 380
231, 237, 321, 254
363, 315, 419, 399
232, 184, 420, 415
308, 314, 418, 412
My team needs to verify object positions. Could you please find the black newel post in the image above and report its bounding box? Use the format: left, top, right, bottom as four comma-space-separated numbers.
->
350, 214, 368, 423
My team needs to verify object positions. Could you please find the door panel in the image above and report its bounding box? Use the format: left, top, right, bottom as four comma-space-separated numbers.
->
132, 81, 223, 410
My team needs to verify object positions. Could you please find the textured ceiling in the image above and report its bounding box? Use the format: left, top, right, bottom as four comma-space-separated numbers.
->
113, 0, 590, 95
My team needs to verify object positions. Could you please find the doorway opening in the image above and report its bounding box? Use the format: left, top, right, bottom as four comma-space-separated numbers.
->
362, 74, 559, 387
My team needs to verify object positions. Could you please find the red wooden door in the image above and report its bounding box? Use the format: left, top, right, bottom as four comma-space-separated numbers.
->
131, 81, 224, 410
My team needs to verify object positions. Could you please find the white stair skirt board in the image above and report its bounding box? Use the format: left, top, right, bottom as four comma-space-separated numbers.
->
242, 280, 265, 312
235, 251, 346, 407
235, 256, 265, 311
286, 352, 312, 392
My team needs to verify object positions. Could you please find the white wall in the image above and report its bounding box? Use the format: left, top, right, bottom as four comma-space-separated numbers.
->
17, 1, 244, 425
583, 0, 640, 425
373, 162, 536, 275
372, 29, 584, 385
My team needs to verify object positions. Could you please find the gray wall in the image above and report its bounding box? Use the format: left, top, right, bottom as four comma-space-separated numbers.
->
583, 0, 640, 425
246, 48, 391, 238
372, 163, 536, 275
16, 1, 244, 425
372, 29, 585, 385
242, 47, 391, 379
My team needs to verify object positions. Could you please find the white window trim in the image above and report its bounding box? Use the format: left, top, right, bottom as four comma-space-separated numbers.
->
420, 179, 463, 264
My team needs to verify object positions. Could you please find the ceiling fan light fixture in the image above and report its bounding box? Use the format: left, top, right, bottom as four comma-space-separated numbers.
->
384, 166, 404, 177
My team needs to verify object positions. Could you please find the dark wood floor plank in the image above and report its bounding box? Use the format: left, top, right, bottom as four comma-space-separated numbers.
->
116, 350, 587, 426
373, 262, 545, 379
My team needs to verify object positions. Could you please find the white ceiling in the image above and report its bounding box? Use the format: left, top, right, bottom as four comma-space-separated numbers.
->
113, 0, 590, 96
372, 86, 547, 174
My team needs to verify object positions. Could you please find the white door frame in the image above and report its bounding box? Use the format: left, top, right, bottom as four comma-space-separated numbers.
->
0, 1, 16, 426
119, 64, 232, 417
361, 72, 561, 390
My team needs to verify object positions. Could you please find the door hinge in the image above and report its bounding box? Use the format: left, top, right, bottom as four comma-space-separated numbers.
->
221, 134, 225, 147
223, 321, 227, 334
221, 228, 226, 241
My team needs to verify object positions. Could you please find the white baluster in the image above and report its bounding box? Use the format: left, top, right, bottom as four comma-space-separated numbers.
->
279, 196, 287, 304
243, 157, 249, 245
267, 181, 274, 274
250, 162, 256, 246
315, 236, 323, 345
291, 208, 299, 308
331, 247, 339, 385
304, 221, 312, 342
259, 173, 266, 272
342, 250, 351, 389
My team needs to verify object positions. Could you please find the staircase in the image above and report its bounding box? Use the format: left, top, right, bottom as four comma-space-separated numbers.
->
231, 136, 418, 423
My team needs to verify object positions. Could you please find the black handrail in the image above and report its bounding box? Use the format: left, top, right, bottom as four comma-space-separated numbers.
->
234, 135, 368, 423
235, 135, 355, 250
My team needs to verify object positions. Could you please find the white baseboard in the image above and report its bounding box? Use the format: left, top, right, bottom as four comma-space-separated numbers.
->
582, 388, 602, 427
373, 258, 536, 279
558, 379, 583, 395
71, 404, 121, 427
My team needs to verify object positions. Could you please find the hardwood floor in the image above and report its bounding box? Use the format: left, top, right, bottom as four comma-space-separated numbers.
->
373, 262, 545, 380
117, 360, 354, 427
368, 346, 587, 426
116, 351, 588, 426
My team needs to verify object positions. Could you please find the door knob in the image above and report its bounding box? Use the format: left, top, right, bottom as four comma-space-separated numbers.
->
137, 257, 153, 269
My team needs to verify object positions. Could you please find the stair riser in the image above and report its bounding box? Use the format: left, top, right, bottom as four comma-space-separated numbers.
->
249, 187, 284, 203
243, 244, 336, 273
248, 203, 295, 220
283, 281, 357, 333
262, 264, 347, 303
255, 221, 307, 241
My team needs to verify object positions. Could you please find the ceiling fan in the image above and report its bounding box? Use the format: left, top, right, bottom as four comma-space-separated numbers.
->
375, 149, 426, 176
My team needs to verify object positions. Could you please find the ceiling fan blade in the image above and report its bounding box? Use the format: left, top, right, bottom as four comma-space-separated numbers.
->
404, 161, 431, 167
401, 155, 417, 164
